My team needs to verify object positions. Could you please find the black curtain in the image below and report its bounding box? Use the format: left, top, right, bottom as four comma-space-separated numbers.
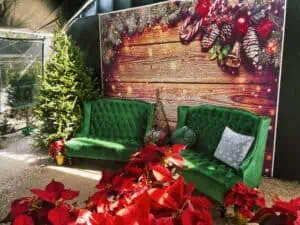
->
274, 0, 300, 181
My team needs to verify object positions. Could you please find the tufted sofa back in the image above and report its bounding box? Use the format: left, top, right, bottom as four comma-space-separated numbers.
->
177, 105, 260, 154
86, 98, 155, 144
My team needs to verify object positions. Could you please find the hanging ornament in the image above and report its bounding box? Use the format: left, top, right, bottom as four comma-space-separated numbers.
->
201, 23, 220, 51
243, 27, 261, 66
220, 23, 233, 44
196, 0, 212, 18
224, 41, 241, 69
234, 15, 250, 36
265, 38, 279, 56
249, 5, 266, 25
256, 18, 274, 40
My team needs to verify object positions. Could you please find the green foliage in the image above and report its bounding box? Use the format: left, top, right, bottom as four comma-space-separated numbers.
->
35, 29, 95, 148
7, 67, 38, 109
0, 114, 14, 136
5, 63, 40, 131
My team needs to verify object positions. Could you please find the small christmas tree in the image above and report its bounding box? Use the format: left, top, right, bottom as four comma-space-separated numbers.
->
35, 29, 95, 148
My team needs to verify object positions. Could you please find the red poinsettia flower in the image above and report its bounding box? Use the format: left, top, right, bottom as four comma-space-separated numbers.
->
48, 139, 65, 158
30, 180, 79, 204
71, 209, 116, 225
273, 197, 300, 216
13, 215, 34, 225
196, 0, 211, 18
148, 176, 213, 225
158, 144, 187, 168
225, 182, 266, 220
149, 164, 172, 182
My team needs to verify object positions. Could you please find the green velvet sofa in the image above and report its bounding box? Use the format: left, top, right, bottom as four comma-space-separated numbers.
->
66, 98, 156, 161
178, 105, 271, 203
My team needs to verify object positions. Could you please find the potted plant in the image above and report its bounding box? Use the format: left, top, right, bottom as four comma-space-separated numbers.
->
48, 139, 65, 166
224, 182, 266, 225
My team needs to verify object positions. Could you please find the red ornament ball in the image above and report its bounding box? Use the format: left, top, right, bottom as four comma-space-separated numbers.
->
257, 18, 274, 40
234, 15, 250, 36
196, 0, 211, 18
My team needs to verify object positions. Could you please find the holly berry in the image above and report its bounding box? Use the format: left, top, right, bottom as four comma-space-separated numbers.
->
235, 15, 250, 36
196, 0, 211, 18
257, 18, 274, 40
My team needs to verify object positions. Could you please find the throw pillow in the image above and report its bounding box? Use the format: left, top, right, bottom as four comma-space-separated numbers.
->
171, 126, 196, 148
214, 127, 255, 170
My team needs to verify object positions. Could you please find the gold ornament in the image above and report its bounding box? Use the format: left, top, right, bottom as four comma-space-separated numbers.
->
224, 41, 241, 69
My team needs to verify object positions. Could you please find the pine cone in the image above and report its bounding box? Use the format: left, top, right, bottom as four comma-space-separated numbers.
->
243, 27, 261, 66
201, 23, 220, 51
220, 23, 233, 45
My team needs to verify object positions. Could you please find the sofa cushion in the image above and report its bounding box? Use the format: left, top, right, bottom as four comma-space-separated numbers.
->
66, 137, 140, 161
171, 126, 196, 148
214, 127, 255, 170
182, 150, 242, 203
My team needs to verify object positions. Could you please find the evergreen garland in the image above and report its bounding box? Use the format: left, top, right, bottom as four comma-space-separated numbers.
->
35, 29, 95, 148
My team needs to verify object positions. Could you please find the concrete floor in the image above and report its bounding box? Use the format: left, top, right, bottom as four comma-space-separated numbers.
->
0, 133, 299, 224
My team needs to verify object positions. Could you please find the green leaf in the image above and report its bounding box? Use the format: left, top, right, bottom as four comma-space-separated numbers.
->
209, 53, 217, 61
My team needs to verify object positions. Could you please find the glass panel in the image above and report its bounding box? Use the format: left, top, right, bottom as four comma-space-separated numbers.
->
0, 38, 44, 136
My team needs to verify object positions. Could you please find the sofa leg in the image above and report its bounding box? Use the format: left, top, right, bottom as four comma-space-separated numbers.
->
67, 158, 73, 166
220, 206, 226, 218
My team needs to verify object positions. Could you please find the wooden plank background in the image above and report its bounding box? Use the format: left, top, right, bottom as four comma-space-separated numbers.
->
101, 16, 279, 176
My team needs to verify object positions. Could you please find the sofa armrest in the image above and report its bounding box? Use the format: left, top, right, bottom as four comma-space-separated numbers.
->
240, 116, 271, 187
76, 102, 92, 137
177, 106, 189, 128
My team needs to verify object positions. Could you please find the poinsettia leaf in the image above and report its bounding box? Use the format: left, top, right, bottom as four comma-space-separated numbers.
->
116, 204, 141, 225
48, 205, 73, 225
13, 215, 34, 225
73, 209, 92, 225
61, 189, 80, 201
249, 208, 277, 223
239, 207, 254, 219
149, 165, 172, 182
148, 188, 179, 210
193, 208, 214, 225
124, 165, 144, 177
171, 144, 187, 154
156, 216, 174, 225
209, 53, 217, 61
255, 197, 266, 208
167, 154, 185, 168
190, 196, 213, 210
96, 171, 114, 190
30, 189, 57, 204
166, 177, 185, 205
45, 180, 65, 195
148, 214, 156, 225
11, 198, 33, 218
181, 209, 195, 225
112, 176, 135, 192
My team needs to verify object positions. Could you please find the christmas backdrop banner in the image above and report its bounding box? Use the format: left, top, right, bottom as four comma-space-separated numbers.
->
99, 0, 286, 177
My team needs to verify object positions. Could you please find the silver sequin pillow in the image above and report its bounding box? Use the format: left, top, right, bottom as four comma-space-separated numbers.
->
214, 127, 255, 170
